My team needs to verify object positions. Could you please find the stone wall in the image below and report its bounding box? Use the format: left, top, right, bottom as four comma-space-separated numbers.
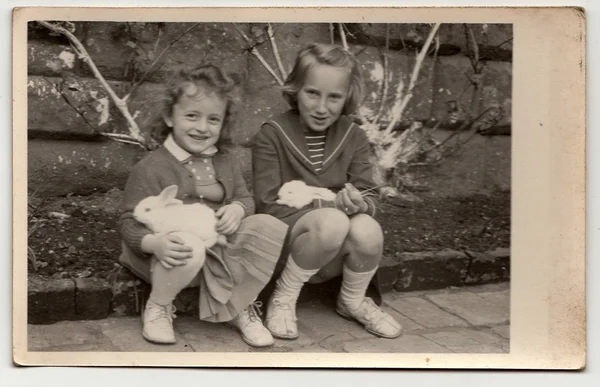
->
27, 22, 512, 197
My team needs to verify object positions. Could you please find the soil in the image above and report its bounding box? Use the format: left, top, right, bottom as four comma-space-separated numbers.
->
27, 188, 510, 280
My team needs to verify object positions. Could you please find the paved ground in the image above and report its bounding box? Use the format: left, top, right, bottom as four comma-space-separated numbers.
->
28, 282, 509, 353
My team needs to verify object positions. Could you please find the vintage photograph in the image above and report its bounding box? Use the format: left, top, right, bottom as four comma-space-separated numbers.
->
24, 18, 512, 355
13, 6, 585, 369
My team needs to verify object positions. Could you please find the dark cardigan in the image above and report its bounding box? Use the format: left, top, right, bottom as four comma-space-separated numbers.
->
119, 145, 254, 258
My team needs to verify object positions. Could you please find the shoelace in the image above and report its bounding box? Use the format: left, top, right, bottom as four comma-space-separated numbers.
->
147, 303, 177, 323
246, 301, 264, 323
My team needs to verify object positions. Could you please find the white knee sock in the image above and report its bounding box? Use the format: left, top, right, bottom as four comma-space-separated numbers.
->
273, 256, 320, 304
149, 256, 204, 306
339, 265, 378, 311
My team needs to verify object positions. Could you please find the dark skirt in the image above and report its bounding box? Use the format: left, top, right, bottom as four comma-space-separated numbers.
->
257, 208, 383, 307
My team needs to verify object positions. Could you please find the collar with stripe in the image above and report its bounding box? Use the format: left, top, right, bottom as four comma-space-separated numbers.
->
265, 111, 356, 174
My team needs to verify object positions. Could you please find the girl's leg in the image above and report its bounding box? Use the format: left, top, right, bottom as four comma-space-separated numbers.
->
336, 214, 402, 339
266, 208, 350, 339
143, 241, 205, 344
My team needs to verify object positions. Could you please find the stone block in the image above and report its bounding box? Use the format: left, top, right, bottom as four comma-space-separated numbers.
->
393, 249, 470, 292
28, 139, 146, 197
79, 22, 246, 83
386, 296, 469, 329
27, 75, 163, 139
357, 47, 435, 124
464, 248, 510, 285
74, 277, 112, 320
28, 40, 79, 77
423, 328, 506, 348
426, 290, 509, 326
430, 55, 512, 127
28, 276, 76, 324
412, 130, 511, 196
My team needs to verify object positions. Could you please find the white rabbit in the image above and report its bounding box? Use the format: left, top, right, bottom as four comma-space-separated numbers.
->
133, 185, 228, 267
276, 180, 337, 209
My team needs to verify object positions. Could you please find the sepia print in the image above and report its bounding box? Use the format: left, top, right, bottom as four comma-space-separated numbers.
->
13, 7, 585, 369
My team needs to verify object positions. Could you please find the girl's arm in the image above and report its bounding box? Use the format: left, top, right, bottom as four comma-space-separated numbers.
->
252, 125, 306, 219
347, 127, 379, 217
229, 152, 255, 217
118, 162, 163, 258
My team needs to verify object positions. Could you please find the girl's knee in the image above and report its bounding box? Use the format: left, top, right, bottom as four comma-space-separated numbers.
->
312, 209, 351, 248
348, 214, 384, 254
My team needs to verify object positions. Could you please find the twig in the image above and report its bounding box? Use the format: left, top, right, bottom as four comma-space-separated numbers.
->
127, 22, 200, 98
267, 23, 287, 80
374, 24, 391, 125
233, 23, 283, 86
329, 23, 335, 44
338, 23, 348, 50
38, 21, 145, 145
384, 23, 441, 137
42, 76, 100, 133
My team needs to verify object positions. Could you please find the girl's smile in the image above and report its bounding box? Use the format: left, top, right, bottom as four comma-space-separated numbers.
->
164, 85, 227, 155
297, 63, 351, 131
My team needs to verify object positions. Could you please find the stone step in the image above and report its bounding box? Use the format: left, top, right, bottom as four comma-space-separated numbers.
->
27, 248, 509, 324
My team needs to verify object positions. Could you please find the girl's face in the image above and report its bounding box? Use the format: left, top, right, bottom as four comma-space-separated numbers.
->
297, 63, 351, 132
164, 84, 227, 155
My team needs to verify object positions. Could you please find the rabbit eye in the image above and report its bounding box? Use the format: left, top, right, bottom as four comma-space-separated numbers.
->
144, 208, 151, 212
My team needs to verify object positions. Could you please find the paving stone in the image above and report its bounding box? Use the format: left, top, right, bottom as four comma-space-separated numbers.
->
99, 317, 193, 352
28, 321, 115, 351
175, 316, 250, 352
423, 328, 507, 348
426, 291, 509, 326
296, 300, 378, 342
492, 325, 510, 339
290, 344, 334, 353
446, 343, 506, 354
343, 334, 451, 353
387, 297, 470, 328
382, 301, 426, 333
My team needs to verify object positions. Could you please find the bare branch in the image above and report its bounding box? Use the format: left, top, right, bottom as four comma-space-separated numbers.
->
338, 23, 349, 50
329, 23, 335, 44
38, 21, 145, 144
384, 23, 441, 137
374, 24, 391, 125
233, 23, 283, 86
267, 23, 287, 80
127, 22, 200, 98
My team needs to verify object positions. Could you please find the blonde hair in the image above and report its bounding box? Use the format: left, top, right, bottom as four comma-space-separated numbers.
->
150, 64, 239, 146
282, 43, 364, 115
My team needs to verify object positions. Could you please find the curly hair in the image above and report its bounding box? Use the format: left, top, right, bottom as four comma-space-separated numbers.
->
149, 64, 240, 147
281, 43, 364, 116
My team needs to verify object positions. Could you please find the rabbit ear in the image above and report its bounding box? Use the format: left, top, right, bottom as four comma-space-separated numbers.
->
158, 185, 178, 203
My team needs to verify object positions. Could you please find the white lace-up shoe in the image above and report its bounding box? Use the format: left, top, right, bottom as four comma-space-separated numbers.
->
230, 302, 274, 347
142, 300, 177, 344
265, 296, 299, 340
336, 297, 403, 339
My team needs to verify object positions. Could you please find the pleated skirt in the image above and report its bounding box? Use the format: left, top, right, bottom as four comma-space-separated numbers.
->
119, 213, 288, 323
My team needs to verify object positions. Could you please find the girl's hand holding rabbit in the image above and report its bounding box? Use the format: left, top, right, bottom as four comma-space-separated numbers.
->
142, 233, 193, 269
335, 183, 368, 215
215, 203, 245, 235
